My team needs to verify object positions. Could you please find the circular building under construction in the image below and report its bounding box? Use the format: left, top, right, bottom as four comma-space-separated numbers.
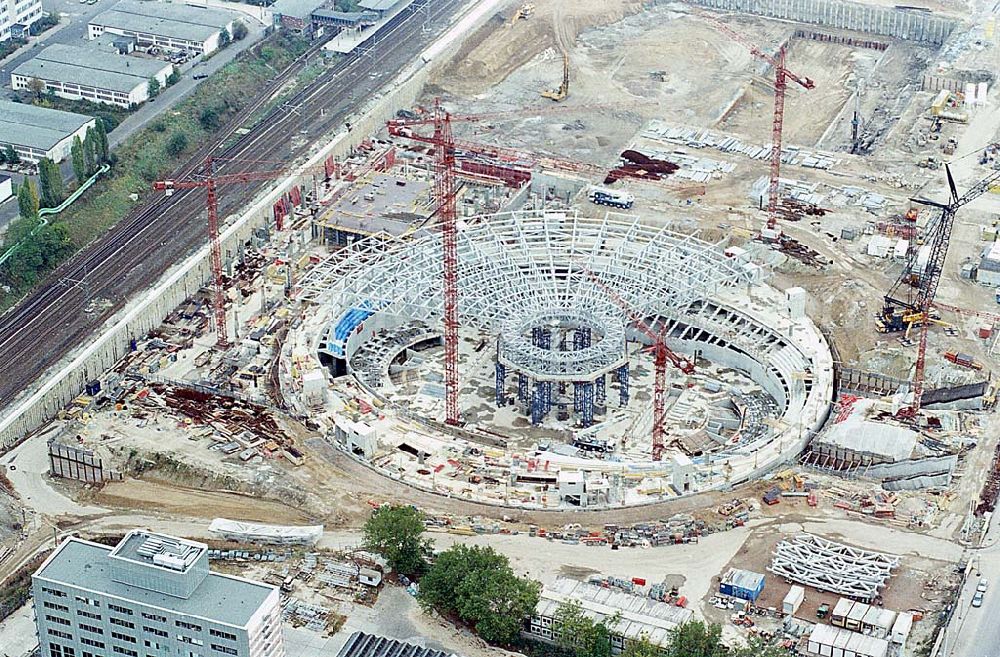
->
288, 209, 835, 508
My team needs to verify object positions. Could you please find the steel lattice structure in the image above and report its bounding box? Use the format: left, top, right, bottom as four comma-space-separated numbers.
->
301, 210, 753, 380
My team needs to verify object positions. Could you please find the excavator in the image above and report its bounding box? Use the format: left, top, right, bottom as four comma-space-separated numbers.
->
541, 51, 569, 102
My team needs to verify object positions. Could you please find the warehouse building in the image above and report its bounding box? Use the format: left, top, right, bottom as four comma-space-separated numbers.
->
12, 44, 173, 108
88, 0, 239, 56
526, 577, 693, 654
33, 529, 286, 657
0, 100, 96, 164
0, 0, 43, 42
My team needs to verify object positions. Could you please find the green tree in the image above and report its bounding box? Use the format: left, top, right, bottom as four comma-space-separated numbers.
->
621, 637, 661, 657
166, 132, 188, 157
552, 600, 615, 657
1, 218, 73, 287
17, 179, 39, 220
27, 77, 46, 100
199, 106, 222, 130
664, 621, 725, 657
219, 28, 231, 48
727, 636, 789, 657
0, 148, 6, 165
362, 505, 428, 576
166, 66, 181, 86
4, 144, 20, 166
93, 119, 109, 163
71, 136, 86, 183
37, 158, 64, 208
232, 20, 248, 41
147, 76, 161, 99
82, 128, 97, 175
418, 544, 541, 645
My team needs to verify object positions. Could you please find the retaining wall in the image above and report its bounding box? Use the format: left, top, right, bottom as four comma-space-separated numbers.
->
678, 0, 958, 45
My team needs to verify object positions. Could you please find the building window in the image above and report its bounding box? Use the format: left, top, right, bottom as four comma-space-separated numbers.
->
49, 646, 62, 657
75, 596, 100, 607
209, 630, 237, 642
110, 617, 135, 629
46, 614, 72, 626
143, 626, 168, 637
111, 631, 137, 644
43, 601, 70, 612
108, 604, 132, 615
79, 623, 104, 635
78, 609, 102, 620
141, 612, 167, 623
42, 587, 68, 598
177, 637, 204, 647
211, 645, 237, 656
112, 648, 137, 657
81, 638, 105, 649
176, 620, 202, 632
48, 628, 73, 640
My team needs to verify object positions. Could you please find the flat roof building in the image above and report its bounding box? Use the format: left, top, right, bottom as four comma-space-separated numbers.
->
33, 530, 285, 657
89, 0, 239, 55
526, 577, 693, 654
12, 44, 173, 108
1, 0, 43, 42
0, 100, 96, 164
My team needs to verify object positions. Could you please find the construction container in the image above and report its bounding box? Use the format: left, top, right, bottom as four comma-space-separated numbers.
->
980, 325, 993, 339
783, 585, 805, 615
85, 380, 101, 396
720, 568, 765, 602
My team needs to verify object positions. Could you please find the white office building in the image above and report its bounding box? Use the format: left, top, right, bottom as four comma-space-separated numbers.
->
33, 530, 285, 657
0, 0, 43, 42
88, 0, 238, 55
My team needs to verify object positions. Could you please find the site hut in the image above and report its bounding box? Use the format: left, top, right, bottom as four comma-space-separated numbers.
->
0, 100, 96, 164
525, 577, 693, 655
719, 568, 766, 602
32, 529, 286, 657
0, 0, 43, 41
978, 242, 1000, 286
782, 585, 805, 616
88, 0, 239, 56
12, 44, 173, 108
806, 623, 889, 657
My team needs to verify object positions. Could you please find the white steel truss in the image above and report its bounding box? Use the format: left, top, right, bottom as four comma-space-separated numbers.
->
768, 533, 900, 600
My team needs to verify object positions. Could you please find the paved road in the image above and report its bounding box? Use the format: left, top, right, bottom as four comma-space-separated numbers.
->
940, 514, 1000, 657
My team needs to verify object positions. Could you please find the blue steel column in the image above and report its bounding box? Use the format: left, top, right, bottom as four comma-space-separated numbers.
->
495, 362, 506, 407
531, 383, 544, 425
573, 382, 582, 413
617, 365, 629, 406
581, 382, 594, 427
544, 381, 553, 413
596, 375, 606, 406
518, 373, 528, 404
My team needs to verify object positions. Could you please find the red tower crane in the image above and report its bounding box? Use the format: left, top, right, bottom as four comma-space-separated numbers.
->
154, 158, 325, 348
700, 14, 815, 233
587, 273, 694, 461
429, 100, 462, 426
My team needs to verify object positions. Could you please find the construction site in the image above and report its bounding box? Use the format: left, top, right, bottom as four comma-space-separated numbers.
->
3, 0, 1000, 655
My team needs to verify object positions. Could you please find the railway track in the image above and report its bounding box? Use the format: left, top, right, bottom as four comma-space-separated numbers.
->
0, 0, 464, 409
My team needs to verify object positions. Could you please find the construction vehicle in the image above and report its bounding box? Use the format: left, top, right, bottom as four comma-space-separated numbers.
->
541, 51, 569, 102
588, 186, 634, 209
510, 3, 533, 23
878, 165, 1000, 418
944, 351, 984, 370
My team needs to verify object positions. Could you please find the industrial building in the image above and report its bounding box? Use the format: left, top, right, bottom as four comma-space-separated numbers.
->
0, 100, 96, 164
88, 0, 239, 55
12, 44, 173, 108
526, 577, 693, 653
0, 0, 42, 42
32, 530, 286, 657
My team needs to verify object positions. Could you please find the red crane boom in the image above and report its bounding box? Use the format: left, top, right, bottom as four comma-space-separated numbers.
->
700, 15, 814, 232
587, 272, 693, 461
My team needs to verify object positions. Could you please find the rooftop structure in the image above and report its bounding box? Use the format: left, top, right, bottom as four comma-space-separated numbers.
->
12, 44, 172, 107
0, 100, 96, 163
337, 632, 460, 657
89, 0, 239, 55
527, 577, 693, 652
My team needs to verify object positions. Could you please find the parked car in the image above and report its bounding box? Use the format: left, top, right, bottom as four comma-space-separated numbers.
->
973, 592, 984, 608
978, 578, 989, 593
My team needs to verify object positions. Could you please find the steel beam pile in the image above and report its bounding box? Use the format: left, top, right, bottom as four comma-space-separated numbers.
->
768, 534, 900, 600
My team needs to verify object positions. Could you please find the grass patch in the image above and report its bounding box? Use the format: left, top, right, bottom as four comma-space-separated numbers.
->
0, 32, 310, 312
13, 92, 131, 132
